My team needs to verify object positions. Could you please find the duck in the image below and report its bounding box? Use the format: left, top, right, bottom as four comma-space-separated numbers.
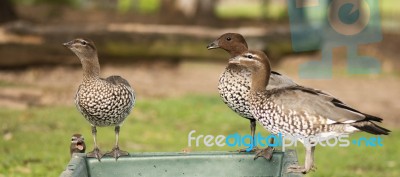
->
228, 50, 390, 174
207, 33, 297, 89
70, 133, 86, 157
63, 38, 135, 161
207, 33, 297, 157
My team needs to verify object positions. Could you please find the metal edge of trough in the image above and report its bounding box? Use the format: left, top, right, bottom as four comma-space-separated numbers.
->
60, 150, 303, 177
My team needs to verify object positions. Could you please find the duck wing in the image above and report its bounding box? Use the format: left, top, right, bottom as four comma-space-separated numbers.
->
268, 86, 389, 135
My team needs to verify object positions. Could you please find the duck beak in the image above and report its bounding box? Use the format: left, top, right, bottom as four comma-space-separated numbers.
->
62, 41, 73, 48
206, 40, 219, 50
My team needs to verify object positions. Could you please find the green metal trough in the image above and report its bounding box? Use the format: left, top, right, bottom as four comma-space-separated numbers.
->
60, 150, 302, 177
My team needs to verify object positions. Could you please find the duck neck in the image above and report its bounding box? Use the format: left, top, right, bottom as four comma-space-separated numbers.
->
81, 56, 100, 81
228, 45, 247, 57
250, 64, 270, 94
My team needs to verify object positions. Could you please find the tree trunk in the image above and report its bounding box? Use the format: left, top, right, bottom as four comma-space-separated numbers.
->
160, 0, 181, 18
0, 0, 18, 24
261, 0, 270, 19
159, 0, 186, 23
194, 0, 217, 19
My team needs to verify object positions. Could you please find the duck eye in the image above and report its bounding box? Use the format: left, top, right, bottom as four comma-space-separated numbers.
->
226, 37, 231, 41
80, 41, 88, 46
247, 55, 253, 59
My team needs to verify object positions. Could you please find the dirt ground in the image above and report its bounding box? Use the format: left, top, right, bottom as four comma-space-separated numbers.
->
0, 53, 399, 127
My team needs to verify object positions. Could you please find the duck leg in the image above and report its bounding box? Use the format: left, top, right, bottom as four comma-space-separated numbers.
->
87, 125, 103, 161
287, 146, 316, 174
238, 119, 259, 152
105, 125, 129, 160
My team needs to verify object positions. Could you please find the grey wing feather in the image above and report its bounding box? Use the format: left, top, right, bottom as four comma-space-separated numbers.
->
271, 86, 368, 124
267, 71, 297, 90
268, 71, 332, 97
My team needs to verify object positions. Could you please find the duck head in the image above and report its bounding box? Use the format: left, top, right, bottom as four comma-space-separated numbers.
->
70, 133, 86, 155
207, 33, 248, 57
229, 50, 272, 92
63, 38, 97, 60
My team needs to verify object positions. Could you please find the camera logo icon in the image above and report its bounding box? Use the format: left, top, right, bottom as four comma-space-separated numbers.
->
288, 0, 382, 79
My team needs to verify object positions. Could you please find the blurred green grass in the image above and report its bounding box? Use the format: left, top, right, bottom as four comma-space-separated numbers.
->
117, 0, 160, 14
0, 95, 398, 177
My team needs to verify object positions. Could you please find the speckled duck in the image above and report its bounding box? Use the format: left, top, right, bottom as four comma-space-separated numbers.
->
229, 50, 390, 174
64, 38, 135, 161
207, 33, 297, 157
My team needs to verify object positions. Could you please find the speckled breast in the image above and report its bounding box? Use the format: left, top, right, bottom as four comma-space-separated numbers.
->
249, 96, 290, 135
218, 66, 254, 120
75, 80, 135, 127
